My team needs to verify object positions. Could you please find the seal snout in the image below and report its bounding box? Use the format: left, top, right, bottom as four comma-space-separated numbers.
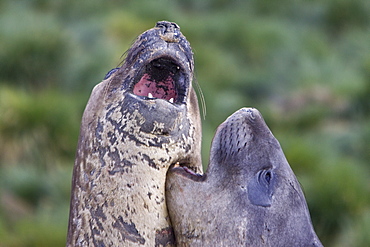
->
156, 21, 180, 32
156, 21, 181, 43
119, 21, 193, 106
241, 107, 257, 119
211, 108, 259, 162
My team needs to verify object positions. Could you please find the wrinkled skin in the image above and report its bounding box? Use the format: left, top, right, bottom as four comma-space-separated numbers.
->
67, 21, 202, 247
166, 108, 323, 247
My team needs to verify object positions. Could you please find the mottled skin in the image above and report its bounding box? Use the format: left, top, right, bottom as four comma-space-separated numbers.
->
67, 21, 202, 247
166, 108, 323, 247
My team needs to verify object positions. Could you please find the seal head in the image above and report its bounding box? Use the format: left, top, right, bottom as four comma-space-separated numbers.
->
166, 108, 322, 246
67, 21, 202, 247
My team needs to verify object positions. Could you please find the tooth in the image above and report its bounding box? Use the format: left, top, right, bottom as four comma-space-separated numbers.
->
148, 93, 153, 98
169, 98, 174, 103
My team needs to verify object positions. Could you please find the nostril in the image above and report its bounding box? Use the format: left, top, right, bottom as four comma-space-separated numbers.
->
170, 22, 179, 30
155, 22, 165, 29
155, 21, 179, 33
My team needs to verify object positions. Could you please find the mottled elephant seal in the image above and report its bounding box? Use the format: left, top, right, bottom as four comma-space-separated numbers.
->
67, 21, 203, 247
166, 108, 322, 246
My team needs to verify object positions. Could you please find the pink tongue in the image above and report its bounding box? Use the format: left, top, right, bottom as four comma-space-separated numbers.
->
133, 73, 177, 101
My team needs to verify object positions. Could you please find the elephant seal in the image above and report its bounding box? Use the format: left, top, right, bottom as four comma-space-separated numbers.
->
166, 108, 322, 246
67, 21, 202, 247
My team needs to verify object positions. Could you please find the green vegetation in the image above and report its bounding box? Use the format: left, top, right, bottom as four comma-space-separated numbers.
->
0, 0, 369, 246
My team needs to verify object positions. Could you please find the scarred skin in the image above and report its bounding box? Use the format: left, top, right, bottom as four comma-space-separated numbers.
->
66, 21, 202, 247
166, 108, 323, 247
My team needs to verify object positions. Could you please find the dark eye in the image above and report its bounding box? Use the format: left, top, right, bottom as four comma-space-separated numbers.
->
265, 171, 271, 183
259, 169, 273, 185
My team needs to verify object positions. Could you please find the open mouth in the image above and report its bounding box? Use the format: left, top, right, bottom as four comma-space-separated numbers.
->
169, 162, 204, 181
132, 57, 187, 104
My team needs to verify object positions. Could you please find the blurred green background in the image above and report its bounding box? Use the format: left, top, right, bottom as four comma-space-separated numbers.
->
0, 0, 369, 246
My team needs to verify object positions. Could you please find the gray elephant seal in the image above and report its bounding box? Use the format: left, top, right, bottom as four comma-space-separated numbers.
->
67, 21, 202, 247
166, 108, 322, 246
